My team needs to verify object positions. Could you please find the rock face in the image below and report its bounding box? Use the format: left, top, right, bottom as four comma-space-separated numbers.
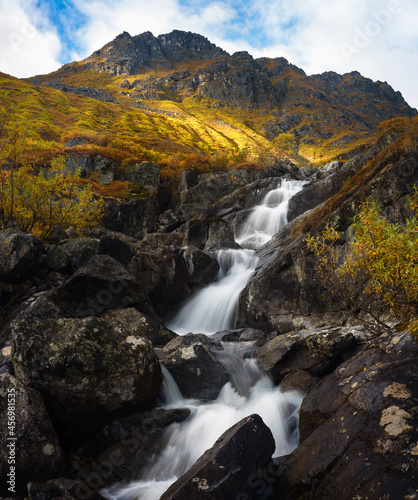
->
160, 414, 275, 500
11, 316, 162, 441
275, 329, 418, 499
0, 373, 64, 495
161, 334, 229, 400
82, 30, 228, 75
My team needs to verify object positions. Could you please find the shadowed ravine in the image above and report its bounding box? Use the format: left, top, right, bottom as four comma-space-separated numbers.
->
102, 179, 305, 500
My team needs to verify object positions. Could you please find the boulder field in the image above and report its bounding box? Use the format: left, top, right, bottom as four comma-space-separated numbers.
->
0, 139, 417, 498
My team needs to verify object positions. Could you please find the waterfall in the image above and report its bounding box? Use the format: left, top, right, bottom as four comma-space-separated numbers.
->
102, 344, 303, 500
167, 178, 305, 335
102, 178, 306, 500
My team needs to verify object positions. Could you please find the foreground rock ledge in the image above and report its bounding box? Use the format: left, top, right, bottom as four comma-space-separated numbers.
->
11, 316, 163, 442
161, 414, 275, 500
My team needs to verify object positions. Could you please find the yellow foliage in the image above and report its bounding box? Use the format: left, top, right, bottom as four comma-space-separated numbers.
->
0, 157, 104, 239
306, 190, 418, 334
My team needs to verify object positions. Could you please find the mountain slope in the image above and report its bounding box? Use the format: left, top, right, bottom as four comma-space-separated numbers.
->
19, 29, 418, 166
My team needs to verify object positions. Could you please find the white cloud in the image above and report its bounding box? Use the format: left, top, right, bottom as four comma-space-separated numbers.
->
1, 0, 417, 109
0, 0, 62, 77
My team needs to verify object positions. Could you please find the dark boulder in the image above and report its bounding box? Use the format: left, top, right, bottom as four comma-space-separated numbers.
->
0, 374, 64, 495
126, 243, 190, 305
102, 307, 176, 346
181, 246, 219, 289
52, 255, 143, 317
59, 237, 100, 272
102, 196, 159, 239
274, 329, 418, 499
256, 326, 369, 384
0, 230, 44, 283
97, 232, 136, 266
91, 408, 191, 483
161, 334, 229, 400
44, 245, 72, 273
124, 162, 160, 194
27, 478, 105, 500
11, 316, 162, 442
160, 414, 275, 500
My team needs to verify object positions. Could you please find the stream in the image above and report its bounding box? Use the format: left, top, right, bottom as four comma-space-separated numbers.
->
102, 178, 305, 500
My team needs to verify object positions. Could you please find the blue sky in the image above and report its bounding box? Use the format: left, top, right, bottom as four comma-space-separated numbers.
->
1, 0, 417, 109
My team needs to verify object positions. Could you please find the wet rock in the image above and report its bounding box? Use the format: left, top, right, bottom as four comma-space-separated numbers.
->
160, 414, 275, 500
181, 246, 219, 289
102, 308, 176, 346
27, 478, 105, 500
0, 373, 64, 495
278, 369, 320, 394
52, 255, 143, 317
274, 329, 418, 499
11, 316, 162, 442
256, 326, 368, 384
212, 328, 265, 343
0, 230, 44, 283
91, 408, 191, 482
161, 334, 229, 400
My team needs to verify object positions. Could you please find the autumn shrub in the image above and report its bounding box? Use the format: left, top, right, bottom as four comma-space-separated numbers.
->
306, 191, 418, 335
0, 157, 104, 240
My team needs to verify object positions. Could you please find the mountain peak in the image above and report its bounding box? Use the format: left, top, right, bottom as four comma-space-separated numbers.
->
83, 30, 228, 75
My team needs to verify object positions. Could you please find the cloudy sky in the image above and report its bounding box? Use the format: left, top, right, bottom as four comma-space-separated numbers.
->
1, 0, 417, 109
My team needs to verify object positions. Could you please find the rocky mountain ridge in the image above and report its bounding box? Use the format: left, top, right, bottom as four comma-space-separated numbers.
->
30, 30, 416, 154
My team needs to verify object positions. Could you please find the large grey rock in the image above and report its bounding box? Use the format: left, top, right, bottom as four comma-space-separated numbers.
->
0, 230, 44, 283
274, 329, 418, 499
126, 243, 190, 305
161, 414, 275, 500
102, 307, 176, 346
0, 374, 64, 495
11, 316, 162, 442
256, 326, 369, 384
102, 196, 159, 239
52, 255, 143, 317
161, 334, 229, 400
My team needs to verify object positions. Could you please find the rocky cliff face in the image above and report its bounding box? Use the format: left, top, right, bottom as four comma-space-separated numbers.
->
82, 30, 228, 75
32, 30, 416, 146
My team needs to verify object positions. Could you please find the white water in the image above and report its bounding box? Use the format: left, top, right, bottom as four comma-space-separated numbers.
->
167, 178, 305, 335
103, 346, 303, 500
102, 178, 306, 500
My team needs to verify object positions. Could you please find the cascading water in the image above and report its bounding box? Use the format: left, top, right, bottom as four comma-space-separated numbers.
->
103, 345, 303, 500
167, 178, 305, 335
103, 178, 306, 500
